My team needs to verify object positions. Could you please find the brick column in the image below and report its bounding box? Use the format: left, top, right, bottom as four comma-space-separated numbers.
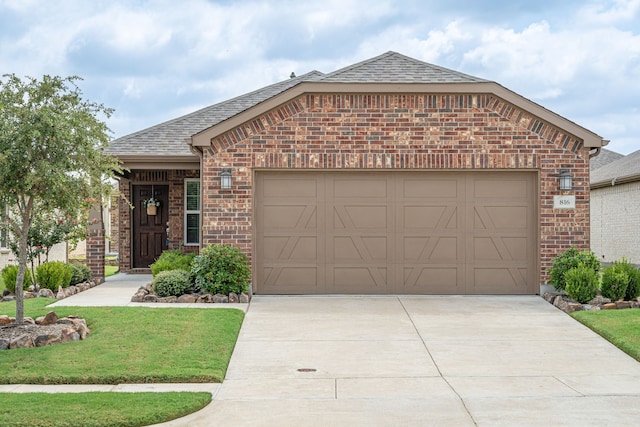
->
86, 204, 105, 284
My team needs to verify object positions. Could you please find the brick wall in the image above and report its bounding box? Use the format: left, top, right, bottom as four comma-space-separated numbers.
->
591, 181, 640, 265
117, 169, 200, 271
200, 93, 591, 287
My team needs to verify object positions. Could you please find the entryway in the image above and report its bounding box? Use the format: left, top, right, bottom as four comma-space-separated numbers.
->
132, 184, 168, 268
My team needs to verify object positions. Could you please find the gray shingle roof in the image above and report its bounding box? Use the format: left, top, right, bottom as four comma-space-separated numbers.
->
320, 51, 488, 83
106, 70, 325, 157
590, 148, 625, 171
106, 52, 490, 158
591, 149, 640, 185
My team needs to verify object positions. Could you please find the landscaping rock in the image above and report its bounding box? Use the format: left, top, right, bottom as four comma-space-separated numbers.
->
39, 312, 59, 326
615, 301, 632, 309
228, 292, 239, 303
2, 295, 15, 302
603, 303, 617, 310
213, 294, 229, 304
56, 286, 65, 299
143, 294, 158, 303
196, 294, 214, 303
34, 333, 62, 347
240, 293, 250, 303
60, 328, 80, 342
23, 317, 35, 325
38, 288, 55, 298
0, 315, 12, 326
23, 292, 36, 299
10, 334, 34, 349
0, 338, 9, 350
177, 294, 197, 303
566, 303, 583, 313
157, 296, 177, 303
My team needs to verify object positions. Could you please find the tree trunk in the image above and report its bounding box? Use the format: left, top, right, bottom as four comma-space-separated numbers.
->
15, 198, 33, 323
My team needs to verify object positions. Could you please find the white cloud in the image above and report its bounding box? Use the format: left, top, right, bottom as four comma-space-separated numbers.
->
578, 0, 640, 25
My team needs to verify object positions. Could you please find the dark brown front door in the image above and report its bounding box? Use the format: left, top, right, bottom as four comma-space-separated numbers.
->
133, 185, 169, 268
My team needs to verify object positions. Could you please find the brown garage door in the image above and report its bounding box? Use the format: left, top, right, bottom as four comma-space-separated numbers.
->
255, 171, 537, 295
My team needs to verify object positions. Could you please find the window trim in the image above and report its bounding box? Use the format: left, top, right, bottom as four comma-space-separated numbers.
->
184, 179, 201, 246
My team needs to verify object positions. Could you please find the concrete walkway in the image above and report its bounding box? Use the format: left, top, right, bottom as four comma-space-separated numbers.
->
6, 277, 640, 426
47, 273, 249, 310
157, 295, 640, 427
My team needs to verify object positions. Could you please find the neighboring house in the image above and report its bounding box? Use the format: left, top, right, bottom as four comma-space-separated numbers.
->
0, 204, 67, 271
590, 149, 640, 265
105, 51, 607, 295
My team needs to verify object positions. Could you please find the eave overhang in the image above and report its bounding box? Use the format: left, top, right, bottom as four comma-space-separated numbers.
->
115, 155, 200, 170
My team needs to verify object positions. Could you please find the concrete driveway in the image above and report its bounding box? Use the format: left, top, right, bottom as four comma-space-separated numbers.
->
160, 296, 640, 426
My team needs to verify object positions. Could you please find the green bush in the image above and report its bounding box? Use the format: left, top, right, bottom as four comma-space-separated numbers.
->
70, 262, 92, 285
152, 270, 193, 297
1, 265, 34, 294
191, 244, 250, 295
564, 266, 599, 303
601, 265, 629, 301
36, 261, 72, 291
549, 247, 600, 291
613, 258, 640, 300
150, 250, 196, 277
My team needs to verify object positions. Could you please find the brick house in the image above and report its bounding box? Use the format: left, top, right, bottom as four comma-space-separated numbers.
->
590, 149, 640, 265
105, 51, 607, 294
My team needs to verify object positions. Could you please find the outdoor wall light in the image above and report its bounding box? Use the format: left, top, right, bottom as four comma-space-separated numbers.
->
220, 168, 232, 190
559, 170, 572, 191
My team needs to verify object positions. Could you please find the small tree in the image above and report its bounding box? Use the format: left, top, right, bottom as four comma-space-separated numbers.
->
0, 74, 119, 322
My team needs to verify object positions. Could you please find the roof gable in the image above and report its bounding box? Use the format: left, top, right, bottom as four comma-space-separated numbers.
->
319, 51, 488, 83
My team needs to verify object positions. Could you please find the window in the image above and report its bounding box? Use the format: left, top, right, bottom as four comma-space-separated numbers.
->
0, 203, 7, 249
184, 179, 200, 245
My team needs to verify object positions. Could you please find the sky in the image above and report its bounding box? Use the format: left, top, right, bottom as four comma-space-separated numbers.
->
1, 0, 639, 154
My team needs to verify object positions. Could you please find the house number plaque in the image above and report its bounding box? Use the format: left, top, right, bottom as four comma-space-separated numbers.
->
553, 195, 576, 209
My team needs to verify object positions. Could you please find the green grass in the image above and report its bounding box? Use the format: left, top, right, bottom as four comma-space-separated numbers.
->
105, 265, 118, 277
572, 309, 640, 361
0, 392, 211, 427
0, 298, 244, 384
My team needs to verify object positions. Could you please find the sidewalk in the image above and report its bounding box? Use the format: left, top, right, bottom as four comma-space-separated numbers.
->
47, 273, 249, 311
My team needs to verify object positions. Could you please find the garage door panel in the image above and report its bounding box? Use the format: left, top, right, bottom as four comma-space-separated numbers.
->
402, 178, 459, 198
333, 178, 388, 198
404, 237, 458, 261
476, 206, 530, 229
473, 178, 529, 199
334, 205, 388, 229
471, 267, 528, 294
334, 236, 387, 260
332, 266, 388, 289
404, 267, 462, 294
403, 205, 455, 229
263, 178, 318, 198
264, 266, 319, 289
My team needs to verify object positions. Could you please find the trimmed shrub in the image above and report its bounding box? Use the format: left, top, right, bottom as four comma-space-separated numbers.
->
1, 265, 34, 294
150, 250, 196, 277
564, 266, 599, 303
613, 258, 640, 300
549, 247, 600, 291
601, 265, 629, 301
191, 244, 250, 295
152, 269, 193, 297
36, 261, 73, 291
70, 262, 92, 285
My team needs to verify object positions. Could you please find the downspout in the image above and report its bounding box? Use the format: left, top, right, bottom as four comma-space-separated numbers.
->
188, 139, 204, 249
589, 139, 610, 158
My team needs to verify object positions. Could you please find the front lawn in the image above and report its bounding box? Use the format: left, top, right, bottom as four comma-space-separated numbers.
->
572, 309, 640, 361
0, 392, 211, 427
0, 298, 244, 384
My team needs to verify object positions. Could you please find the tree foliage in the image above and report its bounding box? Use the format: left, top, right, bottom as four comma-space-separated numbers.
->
0, 74, 120, 321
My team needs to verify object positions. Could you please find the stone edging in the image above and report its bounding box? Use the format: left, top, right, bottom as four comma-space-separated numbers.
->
131, 283, 251, 304
543, 292, 640, 314
0, 279, 102, 303
0, 311, 90, 350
